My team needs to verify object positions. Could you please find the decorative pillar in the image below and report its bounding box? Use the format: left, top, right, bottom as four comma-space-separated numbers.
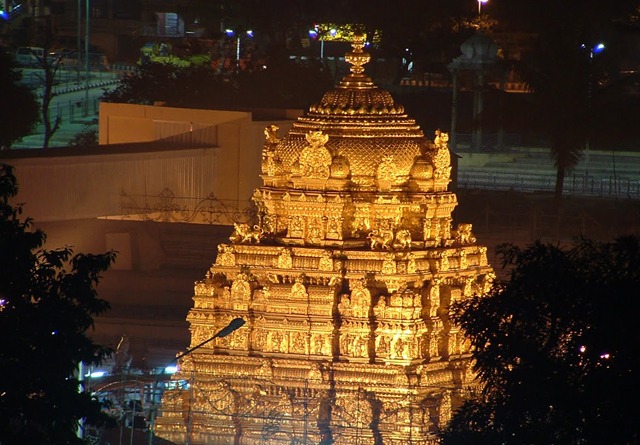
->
476, 69, 484, 151
450, 69, 458, 151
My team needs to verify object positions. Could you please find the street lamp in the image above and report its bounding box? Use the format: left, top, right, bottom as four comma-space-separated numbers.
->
309, 27, 337, 60
478, 0, 488, 15
581, 42, 606, 178
226, 29, 253, 71
148, 317, 246, 445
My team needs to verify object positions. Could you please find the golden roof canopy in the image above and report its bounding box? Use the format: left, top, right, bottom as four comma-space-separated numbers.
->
264, 34, 441, 191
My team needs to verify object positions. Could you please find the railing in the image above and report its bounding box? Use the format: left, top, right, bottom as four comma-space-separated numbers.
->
453, 133, 523, 151
118, 189, 256, 225
48, 97, 101, 121
458, 170, 640, 199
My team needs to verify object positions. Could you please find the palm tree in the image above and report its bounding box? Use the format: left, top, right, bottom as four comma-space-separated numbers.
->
514, 0, 637, 198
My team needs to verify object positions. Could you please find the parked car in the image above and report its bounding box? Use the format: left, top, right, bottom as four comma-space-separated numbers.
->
57, 49, 110, 71
15, 46, 44, 67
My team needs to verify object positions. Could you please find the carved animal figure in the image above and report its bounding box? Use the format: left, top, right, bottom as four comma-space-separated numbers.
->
264, 124, 280, 145
368, 229, 394, 250
231, 223, 263, 244
393, 229, 412, 250
455, 223, 476, 245
434, 129, 449, 149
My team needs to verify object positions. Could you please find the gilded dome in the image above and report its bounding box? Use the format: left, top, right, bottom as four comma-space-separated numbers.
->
271, 35, 431, 189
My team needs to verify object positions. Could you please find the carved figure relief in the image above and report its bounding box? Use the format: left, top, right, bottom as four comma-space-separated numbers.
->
338, 294, 351, 316
439, 251, 449, 271
350, 280, 371, 318
318, 250, 334, 271
454, 223, 476, 245
298, 130, 332, 179
438, 391, 452, 427
368, 229, 394, 250
290, 331, 308, 354
311, 333, 330, 355
291, 278, 308, 300
352, 335, 369, 357
432, 130, 451, 182
258, 358, 273, 378
254, 330, 267, 351
278, 248, 293, 269
376, 154, 398, 187
458, 248, 467, 269
230, 223, 263, 244
381, 255, 397, 274
373, 297, 386, 319
326, 217, 341, 239
308, 363, 322, 381
215, 244, 236, 266
407, 254, 417, 273
393, 229, 412, 250
375, 335, 390, 357
262, 124, 280, 176
428, 280, 441, 318
306, 218, 323, 244
479, 246, 488, 266
289, 216, 304, 238
231, 275, 251, 303
264, 124, 280, 145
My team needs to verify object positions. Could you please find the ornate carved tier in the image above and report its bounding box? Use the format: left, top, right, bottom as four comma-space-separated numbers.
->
155, 34, 493, 445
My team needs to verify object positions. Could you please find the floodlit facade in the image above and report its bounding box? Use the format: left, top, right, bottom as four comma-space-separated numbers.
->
155, 35, 494, 445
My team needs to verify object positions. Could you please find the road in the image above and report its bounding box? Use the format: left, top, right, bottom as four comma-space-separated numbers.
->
12, 67, 119, 149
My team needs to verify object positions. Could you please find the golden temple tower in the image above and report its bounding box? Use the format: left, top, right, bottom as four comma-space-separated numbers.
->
155, 35, 494, 445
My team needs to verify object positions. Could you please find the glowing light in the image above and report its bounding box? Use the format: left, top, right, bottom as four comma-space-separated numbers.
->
164, 365, 178, 374
477, 0, 489, 14
225, 29, 234, 37
579, 345, 586, 353
85, 371, 106, 378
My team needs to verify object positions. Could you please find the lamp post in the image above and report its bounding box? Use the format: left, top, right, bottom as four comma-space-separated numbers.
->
582, 42, 605, 178
477, 0, 488, 15
309, 27, 336, 61
83, 0, 89, 116
226, 29, 253, 71
147, 317, 246, 445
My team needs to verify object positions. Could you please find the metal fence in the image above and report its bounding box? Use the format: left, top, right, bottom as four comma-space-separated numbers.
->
458, 170, 640, 200
453, 133, 524, 151
49, 97, 101, 122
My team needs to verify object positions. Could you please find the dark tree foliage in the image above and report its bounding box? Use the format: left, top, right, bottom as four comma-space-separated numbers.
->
0, 164, 116, 444
0, 50, 39, 148
440, 237, 640, 445
103, 60, 333, 110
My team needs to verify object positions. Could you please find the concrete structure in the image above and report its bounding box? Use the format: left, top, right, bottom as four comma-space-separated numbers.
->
1, 104, 299, 370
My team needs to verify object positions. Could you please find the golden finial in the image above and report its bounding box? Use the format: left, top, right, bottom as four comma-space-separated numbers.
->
345, 34, 370, 75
